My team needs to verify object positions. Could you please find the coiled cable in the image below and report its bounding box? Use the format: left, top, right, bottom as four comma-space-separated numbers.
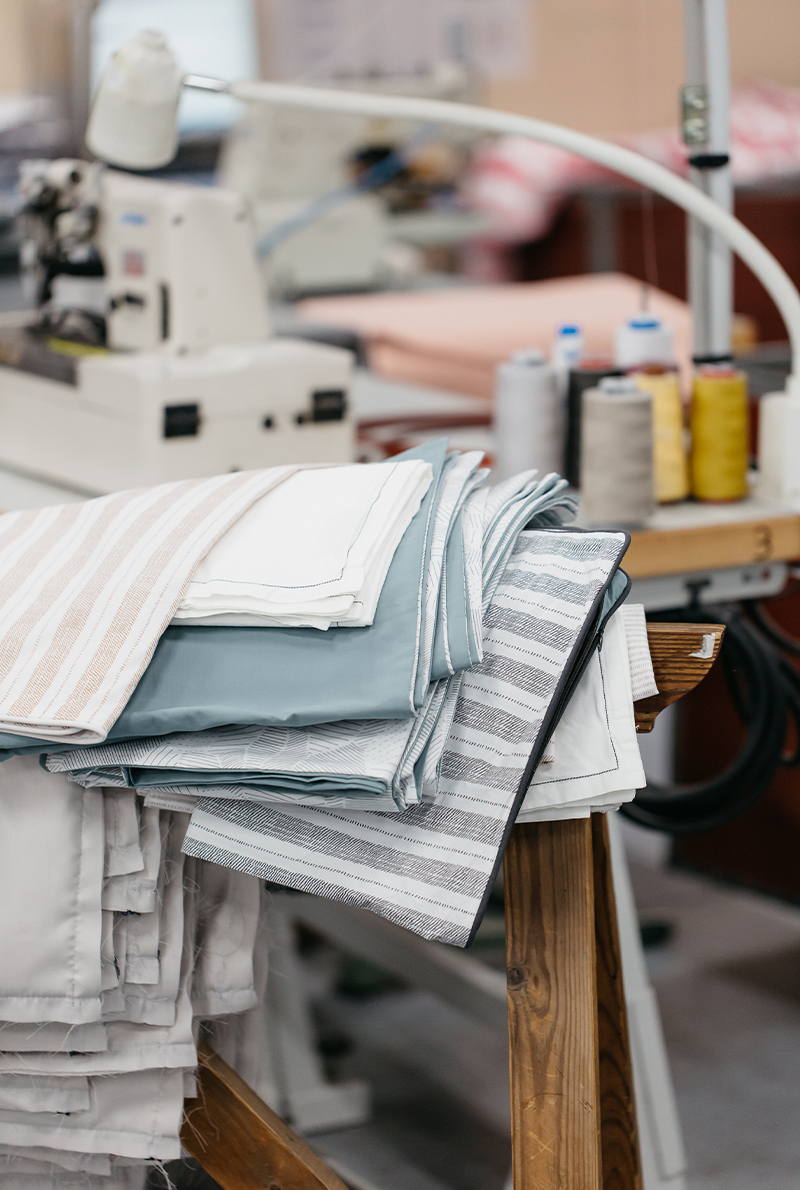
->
622, 600, 800, 834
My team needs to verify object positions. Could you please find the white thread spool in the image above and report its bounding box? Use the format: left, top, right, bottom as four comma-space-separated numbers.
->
615, 315, 675, 369
493, 350, 562, 482
580, 376, 655, 527
551, 323, 584, 397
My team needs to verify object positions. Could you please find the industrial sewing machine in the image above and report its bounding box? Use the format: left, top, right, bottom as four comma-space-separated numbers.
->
0, 159, 354, 494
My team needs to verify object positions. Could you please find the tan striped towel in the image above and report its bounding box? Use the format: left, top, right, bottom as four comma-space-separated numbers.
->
0, 467, 297, 745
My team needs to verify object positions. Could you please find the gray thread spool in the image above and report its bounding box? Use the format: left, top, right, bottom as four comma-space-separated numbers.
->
493, 349, 562, 483
580, 376, 655, 528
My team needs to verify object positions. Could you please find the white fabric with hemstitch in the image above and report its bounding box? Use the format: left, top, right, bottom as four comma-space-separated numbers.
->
174, 459, 432, 628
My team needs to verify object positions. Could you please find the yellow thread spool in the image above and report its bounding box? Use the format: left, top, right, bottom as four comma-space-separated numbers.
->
690, 365, 749, 502
633, 370, 689, 503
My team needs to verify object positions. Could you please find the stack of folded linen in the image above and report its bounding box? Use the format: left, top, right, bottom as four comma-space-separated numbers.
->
0, 442, 645, 1173
0, 759, 263, 1188
43, 458, 581, 815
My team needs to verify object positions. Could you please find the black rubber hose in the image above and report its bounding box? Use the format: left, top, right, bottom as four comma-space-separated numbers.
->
746, 599, 800, 765
749, 599, 800, 658
621, 604, 789, 834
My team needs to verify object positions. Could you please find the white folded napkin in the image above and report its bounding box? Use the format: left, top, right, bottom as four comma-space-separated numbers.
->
173, 459, 433, 629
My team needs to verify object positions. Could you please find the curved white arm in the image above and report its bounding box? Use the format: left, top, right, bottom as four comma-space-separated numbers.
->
229, 79, 800, 390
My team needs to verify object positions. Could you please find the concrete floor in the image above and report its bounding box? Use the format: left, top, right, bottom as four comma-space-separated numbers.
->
628, 829, 800, 1190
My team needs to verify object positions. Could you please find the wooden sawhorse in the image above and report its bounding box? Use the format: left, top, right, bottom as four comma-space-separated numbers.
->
181, 622, 723, 1190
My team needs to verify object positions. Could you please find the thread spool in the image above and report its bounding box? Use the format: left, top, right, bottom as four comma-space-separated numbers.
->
632, 368, 690, 503
615, 315, 675, 369
690, 364, 749, 502
580, 376, 655, 528
564, 360, 622, 487
493, 350, 562, 482
757, 391, 800, 500
551, 323, 584, 397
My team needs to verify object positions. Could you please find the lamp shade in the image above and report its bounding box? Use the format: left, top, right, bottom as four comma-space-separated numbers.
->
86, 30, 182, 170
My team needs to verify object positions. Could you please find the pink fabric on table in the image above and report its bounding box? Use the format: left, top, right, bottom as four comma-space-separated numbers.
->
461, 82, 800, 249
299, 273, 692, 398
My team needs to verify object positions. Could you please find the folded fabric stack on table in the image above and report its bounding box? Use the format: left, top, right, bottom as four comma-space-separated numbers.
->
0, 442, 649, 1180
0, 771, 262, 1185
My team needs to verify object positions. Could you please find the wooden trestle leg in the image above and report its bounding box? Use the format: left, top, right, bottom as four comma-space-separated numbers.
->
503, 619, 725, 1189
504, 819, 602, 1190
592, 812, 642, 1190
183, 622, 723, 1189
182, 1040, 349, 1190
504, 815, 642, 1190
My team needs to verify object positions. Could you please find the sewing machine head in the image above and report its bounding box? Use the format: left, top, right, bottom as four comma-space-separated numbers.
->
18, 160, 270, 356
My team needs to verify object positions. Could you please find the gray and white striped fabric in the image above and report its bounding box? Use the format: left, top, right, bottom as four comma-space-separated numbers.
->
182, 527, 627, 946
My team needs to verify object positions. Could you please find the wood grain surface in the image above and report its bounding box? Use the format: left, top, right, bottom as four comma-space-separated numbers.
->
504, 820, 601, 1190
182, 1039, 348, 1190
634, 622, 725, 733
592, 814, 642, 1190
624, 514, 800, 579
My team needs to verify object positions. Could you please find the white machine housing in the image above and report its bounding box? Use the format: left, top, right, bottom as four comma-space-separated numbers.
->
0, 164, 354, 494
0, 340, 353, 494
100, 170, 270, 354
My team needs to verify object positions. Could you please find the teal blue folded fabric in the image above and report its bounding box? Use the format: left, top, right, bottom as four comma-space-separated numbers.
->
430, 509, 470, 680
74, 766, 388, 797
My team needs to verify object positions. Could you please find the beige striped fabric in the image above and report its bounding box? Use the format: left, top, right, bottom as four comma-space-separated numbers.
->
0, 467, 297, 745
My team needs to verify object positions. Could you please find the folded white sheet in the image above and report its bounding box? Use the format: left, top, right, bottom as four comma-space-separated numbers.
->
0, 857, 196, 1078
0, 982, 196, 1078
0, 1021, 108, 1054
0, 758, 104, 1024
174, 459, 432, 629
102, 805, 160, 914
516, 607, 645, 820
0, 769, 263, 1174
0, 1067, 187, 1161
0, 1075, 90, 1114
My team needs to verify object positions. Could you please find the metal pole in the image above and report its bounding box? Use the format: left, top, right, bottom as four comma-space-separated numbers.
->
682, 0, 734, 362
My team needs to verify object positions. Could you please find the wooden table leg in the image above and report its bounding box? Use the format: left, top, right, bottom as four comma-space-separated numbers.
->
504, 819, 601, 1190
592, 813, 642, 1190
